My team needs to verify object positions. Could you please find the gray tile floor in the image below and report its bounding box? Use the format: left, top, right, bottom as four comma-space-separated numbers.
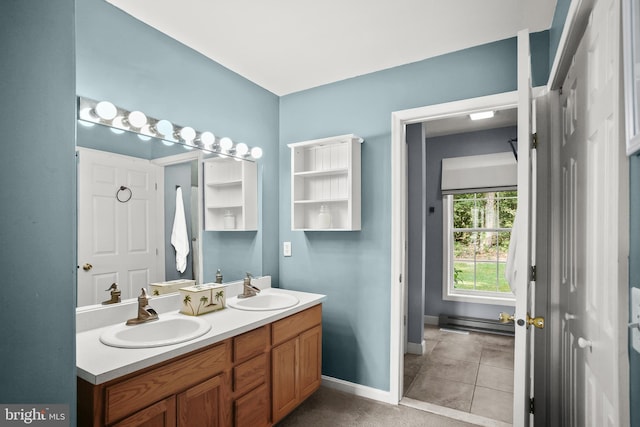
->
276, 386, 476, 427
404, 326, 515, 424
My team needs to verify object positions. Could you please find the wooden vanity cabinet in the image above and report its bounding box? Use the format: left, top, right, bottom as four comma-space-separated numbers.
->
271, 305, 322, 423
78, 304, 322, 427
78, 340, 232, 427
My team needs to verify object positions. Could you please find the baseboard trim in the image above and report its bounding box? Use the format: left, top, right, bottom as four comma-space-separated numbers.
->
321, 375, 395, 404
406, 340, 425, 355
400, 397, 512, 427
424, 315, 439, 326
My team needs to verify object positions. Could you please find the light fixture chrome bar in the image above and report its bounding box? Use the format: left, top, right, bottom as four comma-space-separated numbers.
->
77, 96, 263, 160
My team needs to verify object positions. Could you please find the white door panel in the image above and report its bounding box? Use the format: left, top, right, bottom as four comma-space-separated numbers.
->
558, 0, 622, 424
77, 148, 161, 306
512, 28, 536, 427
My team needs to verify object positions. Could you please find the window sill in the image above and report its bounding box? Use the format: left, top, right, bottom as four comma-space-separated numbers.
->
442, 291, 515, 306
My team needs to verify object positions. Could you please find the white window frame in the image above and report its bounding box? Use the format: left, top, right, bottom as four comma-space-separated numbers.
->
442, 194, 516, 306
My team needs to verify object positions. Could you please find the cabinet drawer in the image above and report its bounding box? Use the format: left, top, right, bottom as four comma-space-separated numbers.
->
105, 340, 230, 425
234, 383, 270, 427
233, 353, 267, 394
272, 305, 322, 346
234, 325, 269, 363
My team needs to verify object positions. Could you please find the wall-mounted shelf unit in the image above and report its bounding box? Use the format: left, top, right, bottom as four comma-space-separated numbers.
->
288, 134, 362, 231
203, 157, 257, 231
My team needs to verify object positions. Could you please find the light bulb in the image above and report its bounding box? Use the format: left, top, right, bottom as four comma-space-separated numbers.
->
250, 147, 263, 159
127, 110, 147, 128
235, 143, 248, 156
200, 131, 215, 147
220, 137, 233, 151
94, 101, 117, 121
154, 119, 173, 137
179, 126, 196, 142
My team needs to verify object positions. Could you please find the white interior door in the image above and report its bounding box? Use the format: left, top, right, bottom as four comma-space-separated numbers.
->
77, 148, 162, 306
558, 0, 624, 425
511, 28, 538, 427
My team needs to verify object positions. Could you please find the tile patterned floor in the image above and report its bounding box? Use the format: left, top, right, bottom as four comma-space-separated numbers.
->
404, 326, 515, 424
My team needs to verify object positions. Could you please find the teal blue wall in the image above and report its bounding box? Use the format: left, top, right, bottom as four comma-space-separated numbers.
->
629, 154, 640, 427
279, 34, 550, 390
549, 0, 572, 71
75, 0, 280, 284
0, 0, 77, 421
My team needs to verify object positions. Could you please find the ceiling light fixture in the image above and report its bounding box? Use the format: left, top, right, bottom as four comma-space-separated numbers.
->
469, 111, 495, 121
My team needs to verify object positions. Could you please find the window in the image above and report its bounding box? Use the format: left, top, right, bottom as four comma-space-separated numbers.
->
443, 191, 517, 305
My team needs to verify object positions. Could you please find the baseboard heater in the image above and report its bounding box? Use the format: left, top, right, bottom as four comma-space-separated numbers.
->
438, 314, 514, 336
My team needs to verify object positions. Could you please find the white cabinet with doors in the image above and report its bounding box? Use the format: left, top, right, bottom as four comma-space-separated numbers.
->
203, 157, 257, 231
288, 134, 362, 231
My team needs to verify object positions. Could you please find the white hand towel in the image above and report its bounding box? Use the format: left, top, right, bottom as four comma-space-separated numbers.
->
505, 209, 519, 295
171, 187, 190, 273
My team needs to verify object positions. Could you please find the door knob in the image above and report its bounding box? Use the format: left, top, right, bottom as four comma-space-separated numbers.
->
498, 312, 545, 329
82, 263, 93, 271
565, 313, 576, 320
577, 337, 592, 350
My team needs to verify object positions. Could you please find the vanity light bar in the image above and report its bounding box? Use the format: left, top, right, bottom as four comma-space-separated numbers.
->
77, 97, 263, 160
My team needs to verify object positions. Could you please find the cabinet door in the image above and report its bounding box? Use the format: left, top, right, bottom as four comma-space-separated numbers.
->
298, 325, 322, 400
271, 338, 299, 423
177, 375, 227, 427
234, 383, 270, 427
112, 397, 176, 427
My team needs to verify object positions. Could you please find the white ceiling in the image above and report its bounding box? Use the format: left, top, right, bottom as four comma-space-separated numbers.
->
106, 0, 557, 96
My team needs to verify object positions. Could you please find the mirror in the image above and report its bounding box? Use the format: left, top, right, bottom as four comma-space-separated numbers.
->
76, 119, 261, 307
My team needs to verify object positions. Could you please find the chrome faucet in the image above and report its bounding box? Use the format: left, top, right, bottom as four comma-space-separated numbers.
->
126, 288, 159, 325
238, 273, 261, 299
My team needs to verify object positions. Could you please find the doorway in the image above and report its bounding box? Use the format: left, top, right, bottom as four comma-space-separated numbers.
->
399, 99, 520, 426
390, 91, 521, 406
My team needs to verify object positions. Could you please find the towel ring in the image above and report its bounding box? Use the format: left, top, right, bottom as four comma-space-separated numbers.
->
116, 186, 132, 203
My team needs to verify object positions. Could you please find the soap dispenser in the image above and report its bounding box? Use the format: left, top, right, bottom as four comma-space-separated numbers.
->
215, 268, 223, 284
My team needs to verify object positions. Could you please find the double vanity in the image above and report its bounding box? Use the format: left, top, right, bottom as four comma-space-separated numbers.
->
77, 282, 326, 426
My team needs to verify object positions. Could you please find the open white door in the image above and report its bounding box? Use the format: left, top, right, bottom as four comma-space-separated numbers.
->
508, 29, 540, 427
77, 148, 162, 306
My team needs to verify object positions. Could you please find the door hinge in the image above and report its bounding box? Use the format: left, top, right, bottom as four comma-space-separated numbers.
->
530, 265, 537, 282
155, 182, 158, 190
529, 397, 535, 414
399, 274, 402, 283
532, 132, 538, 149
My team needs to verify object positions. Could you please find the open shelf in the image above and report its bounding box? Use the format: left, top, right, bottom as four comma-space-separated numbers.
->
203, 158, 257, 231
288, 134, 362, 231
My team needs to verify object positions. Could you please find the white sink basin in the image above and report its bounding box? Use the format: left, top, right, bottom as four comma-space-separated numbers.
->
227, 289, 299, 311
99, 314, 211, 349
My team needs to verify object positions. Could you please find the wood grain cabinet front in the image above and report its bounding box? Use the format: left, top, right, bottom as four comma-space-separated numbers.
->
78, 340, 231, 427
271, 306, 322, 424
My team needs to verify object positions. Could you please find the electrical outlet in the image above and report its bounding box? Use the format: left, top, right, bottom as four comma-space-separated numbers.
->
283, 241, 292, 257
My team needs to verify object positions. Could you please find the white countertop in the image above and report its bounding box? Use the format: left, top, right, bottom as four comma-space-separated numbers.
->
76, 288, 326, 385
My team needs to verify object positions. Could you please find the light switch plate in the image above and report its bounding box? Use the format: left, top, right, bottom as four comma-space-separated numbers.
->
632, 287, 640, 354
283, 241, 292, 257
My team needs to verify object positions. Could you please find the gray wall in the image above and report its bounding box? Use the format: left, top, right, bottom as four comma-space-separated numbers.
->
0, 0, 77, 421
424, 126, 518, 319
407, 123, 426, 345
